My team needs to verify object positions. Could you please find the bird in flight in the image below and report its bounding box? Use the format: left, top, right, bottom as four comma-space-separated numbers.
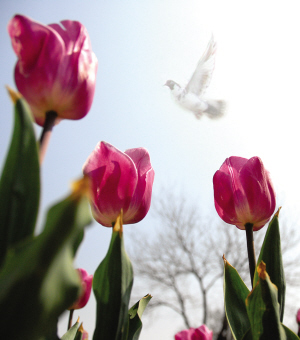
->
164, 37, 226, 119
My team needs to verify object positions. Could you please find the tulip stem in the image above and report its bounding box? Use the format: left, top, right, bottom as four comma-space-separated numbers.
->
39, 111, 57, 164
68, 309, 74, 330
245, 223, 256, 288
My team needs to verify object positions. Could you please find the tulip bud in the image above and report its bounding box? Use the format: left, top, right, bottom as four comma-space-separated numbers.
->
8, 14, 97, 126
175, 324, 213, 340
82, 329, 89, 340
69, 269, 93, 310
213, 156, 276, 231
83, 141, 155, 227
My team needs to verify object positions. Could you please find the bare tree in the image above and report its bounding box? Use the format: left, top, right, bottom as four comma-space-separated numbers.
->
127, 192, 300, 339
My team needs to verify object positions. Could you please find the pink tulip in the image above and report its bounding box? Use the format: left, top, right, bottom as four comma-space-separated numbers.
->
8, 14, 97, 126
297, 309, 300, 337
213, 156, 276, 231
175, 325, 213, 340
69, 269, 93, 310
83, 141, 155, 227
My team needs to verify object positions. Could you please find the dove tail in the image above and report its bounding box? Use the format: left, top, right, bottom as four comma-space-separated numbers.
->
204, 100, 226, 119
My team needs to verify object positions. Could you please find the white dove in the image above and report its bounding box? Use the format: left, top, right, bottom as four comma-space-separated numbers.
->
164, 37, 226, 119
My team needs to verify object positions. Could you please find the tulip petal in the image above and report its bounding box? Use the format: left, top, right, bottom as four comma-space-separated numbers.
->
240, 157, 276, 229
48, 20, 98, 121
8, 15, 62, 75
220, 156, 248, 177
124, 148, 155, 223
175, 329, 191, 340
224, 157, 252, 227
213, 170, 238, 225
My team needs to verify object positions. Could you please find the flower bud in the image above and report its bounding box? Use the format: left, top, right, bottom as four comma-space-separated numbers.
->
8, 14, 97, 126
83, 141, 154, 227
213, 156, 276, 231
69, 269, 93, 310
82, 329, 89, 340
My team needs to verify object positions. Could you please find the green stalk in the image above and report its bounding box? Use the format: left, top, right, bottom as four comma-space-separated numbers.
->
39, 111, 57, 164
68, 309, 74, 330
245, 223, 256, 288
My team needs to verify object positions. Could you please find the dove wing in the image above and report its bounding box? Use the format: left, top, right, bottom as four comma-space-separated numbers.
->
185, 36, 216, 97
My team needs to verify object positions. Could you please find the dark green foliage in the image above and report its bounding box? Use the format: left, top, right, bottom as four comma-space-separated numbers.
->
0, 96, 40, 267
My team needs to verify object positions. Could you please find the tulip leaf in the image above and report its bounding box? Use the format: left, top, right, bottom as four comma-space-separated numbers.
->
282, 325, 300, 340
246, 262, 286, 340
240, 329, 253, 340
93, 213, 134, 340
0, 94, 40, 267
74, 333, 83, 340
253, 210, 285, 321
74, 326, 84, 340
127, 294, 152, 340
61, 319, 80, 340
0, 180, 92, 340
223, 256, 251, 340
240, 326, 298, 340
242, 325, 299, 340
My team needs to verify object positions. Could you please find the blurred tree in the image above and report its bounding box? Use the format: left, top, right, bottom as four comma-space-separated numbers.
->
127, 191, 300, 340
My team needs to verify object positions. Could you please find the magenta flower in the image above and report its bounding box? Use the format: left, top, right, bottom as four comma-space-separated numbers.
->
82, 329, 89, 340
297, 309, 300, 324
69, 269, 93, 310
297, 309, 300, 336
8, 14, 97, 126
175, 325, 213, 340
213, 156, 276, 231
83, 141, 155, 227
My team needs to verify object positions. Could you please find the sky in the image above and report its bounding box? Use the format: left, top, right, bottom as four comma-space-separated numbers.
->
1, 0, 300, 339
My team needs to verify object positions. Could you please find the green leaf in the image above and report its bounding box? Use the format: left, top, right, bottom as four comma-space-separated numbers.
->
253, 210, 286, 321
240, 329, 253, 340
282, 325, 300, 340
127, 294, 152, 340
93, 213, 134, 340
0, 94, 40, 267
72, 229, 85, 256
62, 321, 86, 340
0, 178, 92, 340
223, 256, 251, 340
246, 262, 286, 340
61, 319, 80, 340
74, 330, 83, 340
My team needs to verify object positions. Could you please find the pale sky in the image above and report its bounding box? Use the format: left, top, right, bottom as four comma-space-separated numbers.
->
1, 1, 300, 339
